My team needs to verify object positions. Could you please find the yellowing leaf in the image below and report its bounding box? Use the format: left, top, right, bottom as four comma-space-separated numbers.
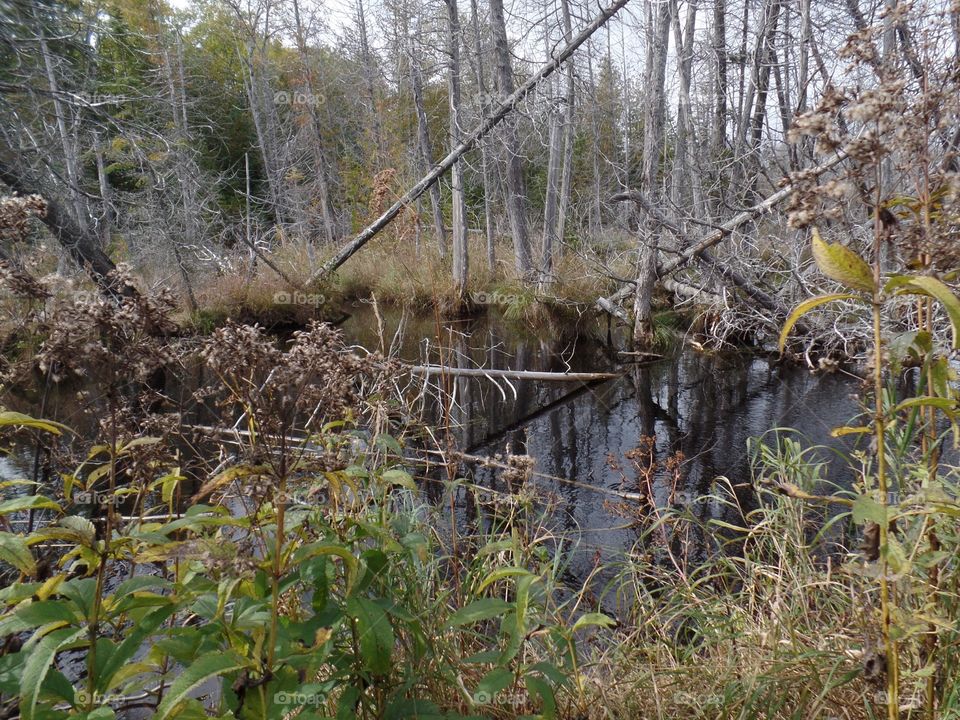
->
899, 275, 960, 349
811, 228, 875, 293
779, 293, 860, 352
830, 425, 872, 437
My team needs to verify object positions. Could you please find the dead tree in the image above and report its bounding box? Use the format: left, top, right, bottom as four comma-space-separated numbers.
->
489, 0, 534, 276
308, 0, 633, 284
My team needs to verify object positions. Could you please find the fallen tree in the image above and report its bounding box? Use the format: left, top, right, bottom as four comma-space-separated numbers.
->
306, 0, 632, 286
597, 148, 851, 326
0, 154, 131, 298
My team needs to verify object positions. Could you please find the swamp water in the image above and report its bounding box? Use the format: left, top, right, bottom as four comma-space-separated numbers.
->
1, 306, 864, 595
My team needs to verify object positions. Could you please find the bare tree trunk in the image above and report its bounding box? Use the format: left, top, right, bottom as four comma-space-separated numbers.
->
670, 0, 703, 217
39, 28, 87, 278
291, 0, 337, 245
634, 0, 670, 348
489, 0, 533, 276
408, 34, 448, 258
713, 0, 728, 160
310, 0, 631, 282
540, 76, 563, 286
0, 155, 126, 296
470, 0, 497, 272
93, 132, 111, 251
446, 0, 469, 301
555, 0, 576, 254
356, 0, 384, 168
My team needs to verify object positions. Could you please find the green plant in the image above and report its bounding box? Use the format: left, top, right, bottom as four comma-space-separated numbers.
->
780, 228, 960, 719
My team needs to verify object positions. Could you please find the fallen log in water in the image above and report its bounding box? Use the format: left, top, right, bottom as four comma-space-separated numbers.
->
408, 365, 621, 382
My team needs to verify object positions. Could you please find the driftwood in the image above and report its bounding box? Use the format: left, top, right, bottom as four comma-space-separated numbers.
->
409, 365, 620, 382
306, 0, 632, 285
596, 148, 850, 319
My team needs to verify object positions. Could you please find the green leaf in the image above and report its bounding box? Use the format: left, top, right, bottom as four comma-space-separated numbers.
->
525, 674, 557, 719
0, 532, 36, 576
20, 626, 85, 720
892, 396, 956, 420
292, 543, 359, 593
778, 294, 860, 352
0, 495, 60, 516
345, 597, 394, 676
811, 229, 875, 293
897, 275, 960, 348
0, 412, 69, 435
448, 598, 513, 626
379, 468, 416, 492
154, 651, 245, 720
475, 667, 514, 701
571, 612, 616, 632
476, 567, 533, 594
97, 604, 176, 693
853, 495, 888, 525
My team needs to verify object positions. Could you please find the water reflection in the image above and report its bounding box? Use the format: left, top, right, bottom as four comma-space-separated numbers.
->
339, 306, 863, 587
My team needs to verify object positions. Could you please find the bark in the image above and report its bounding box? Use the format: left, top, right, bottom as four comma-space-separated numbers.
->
712, 0, 728, 158
469, 0, 497, 271
489, 0, 534, 276
540, 92, 563, 286
446, 0, 469, 300
355, 0, 384, 166
291, 0, 337, 245
310, 0, 632, 283
408, 35, 448, 258
595, 148, 850, 316
555, 0, 576, 252
0, 154, 127, 296
633, 0, 670, 348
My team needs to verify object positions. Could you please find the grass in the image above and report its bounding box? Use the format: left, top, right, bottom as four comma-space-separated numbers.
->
185, 232, 628, 330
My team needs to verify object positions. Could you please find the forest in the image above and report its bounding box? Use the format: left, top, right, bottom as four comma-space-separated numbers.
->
0, 0, 959, 717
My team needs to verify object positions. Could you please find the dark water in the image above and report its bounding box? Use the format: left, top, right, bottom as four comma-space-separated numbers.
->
1, 306, 865, 584
339, 305, 864, 584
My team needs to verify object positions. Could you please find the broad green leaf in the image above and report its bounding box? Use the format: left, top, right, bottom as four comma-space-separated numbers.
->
898, 275, 960, 348
811, 229, 875, 293
345, 597, 394, 676
292, 543, 359, 593
571, 612, 616, 632
525, 674, 557, 719
97, 604, 177, 693
0, 412, 69, 435
779, 294, 860, 352
379, 468, 416, 492
0, 495, 60, 516
448, 598, 513, 626
853, 495, 887, 524
154, 651, 245, 720
0, 532, 36, 575
476, 567, 533, 594
20, 626, 85, 720
474, 667, 514, 701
